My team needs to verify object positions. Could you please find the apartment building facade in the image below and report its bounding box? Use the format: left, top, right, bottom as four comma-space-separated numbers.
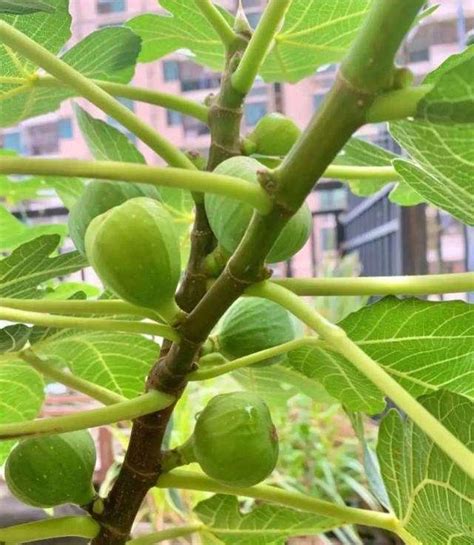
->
1, 0, 472, 278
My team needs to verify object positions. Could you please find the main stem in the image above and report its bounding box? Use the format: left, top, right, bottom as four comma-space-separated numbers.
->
91, 28, 251, 545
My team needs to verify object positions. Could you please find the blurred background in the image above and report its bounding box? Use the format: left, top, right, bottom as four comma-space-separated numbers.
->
0, 1, 472, 544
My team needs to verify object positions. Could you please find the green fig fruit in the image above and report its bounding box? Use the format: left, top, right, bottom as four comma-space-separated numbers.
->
205, 156, 311, 263
191, 391, 279, 487
216, 297, 298, 366
85, 197, 181, 320
69, 180, 161, 255
245, 113, 301, 156
5, 430, 96, 508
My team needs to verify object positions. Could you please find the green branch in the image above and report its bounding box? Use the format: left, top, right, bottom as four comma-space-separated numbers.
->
273, 273, 474, 296
127, 525, 203, 545
189, 337, 326, 381
0, 156, 272, 214
37, 76, 209, 123
231, 0, 291, 94
0, 306, 179, 341
0, 20, 194, 169
195, 0, 235, 48
21, 350, 126, 406
0, 297, 159, 320
157, 469, 399, 533
366, 84, 433, 123
249, 282, 474, 479
0, 517, 99, 543
272, 0, 426, 211
324, 165, 398, 181
0, 391, 174, 440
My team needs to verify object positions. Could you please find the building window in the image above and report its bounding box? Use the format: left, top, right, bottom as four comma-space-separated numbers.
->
242, 0, 261, 7
26, 123, 60, 155
180, 75, 221, 92
244, 102, 267, 126
166, 110, 182, 127
182, 117, 210, 136
163, 60, 180, 82
319, 188, 347, 211
408, 48, 429, 63
58, 118, 73, 139
321, 228, 336, 251
313, 94, 325, 111
97, 0, 125, 14
2, 132, 22, 153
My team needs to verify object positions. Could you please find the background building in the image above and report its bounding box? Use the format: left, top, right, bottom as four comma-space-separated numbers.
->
1, 0, 472, 284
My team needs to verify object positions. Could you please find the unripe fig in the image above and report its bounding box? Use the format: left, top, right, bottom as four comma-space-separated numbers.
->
244, 113, 301, 156
69, 180, 161, 255
216, 297, 298, 364
85, 197, 181, 320
205, 157, 311, 263
192, 392, 279, 486
5, 430, 96, 508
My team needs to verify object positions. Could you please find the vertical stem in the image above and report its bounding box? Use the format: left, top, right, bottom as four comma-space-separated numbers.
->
195, 0, 236, 48
231, 0, 292, 95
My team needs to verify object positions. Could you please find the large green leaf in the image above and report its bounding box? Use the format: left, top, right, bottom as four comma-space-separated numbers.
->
335, 138, 424, 205
0, 324, 30, 354
0, 22, 141, 127
128, 1, 371, 84
232, 362, 334, 408
260, 0, 371, 82
127, 0, 233, 71
0, 363, 44, 464
390, 47, 474, 221
417, 46, 474, 124
0, 175, 53, 203
0, 0, 71, 127
36, 331, 159, 399
377, 391, 473, 545
74, 104, 146, 164
287, 297, 474, 414
0, 235, 87, 298
0, 205, 66, 251
0, 1, 56, 14
195, 494, 338, 544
